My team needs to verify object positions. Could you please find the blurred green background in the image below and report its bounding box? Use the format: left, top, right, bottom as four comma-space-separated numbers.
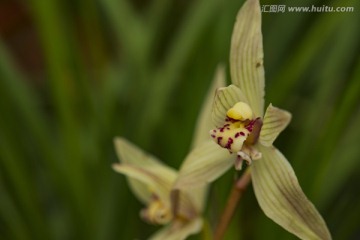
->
0, 0, 359, 239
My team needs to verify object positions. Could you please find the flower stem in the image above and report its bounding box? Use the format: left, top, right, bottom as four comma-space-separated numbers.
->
214, 168, 252, 240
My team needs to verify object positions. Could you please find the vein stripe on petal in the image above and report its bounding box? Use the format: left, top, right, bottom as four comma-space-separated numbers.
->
261, 150, 329, 238
252, 145, 331, 240
230, 0, 265, 117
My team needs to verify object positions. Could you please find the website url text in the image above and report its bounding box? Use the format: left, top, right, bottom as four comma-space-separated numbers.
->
261, 5, 354, 13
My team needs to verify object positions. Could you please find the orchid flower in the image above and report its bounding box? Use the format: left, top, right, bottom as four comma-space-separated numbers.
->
112, 66, 226, 240
174, 0, 332, 239
113, 138, 202, 240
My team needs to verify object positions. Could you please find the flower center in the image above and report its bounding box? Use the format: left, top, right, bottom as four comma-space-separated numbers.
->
210, 101, 263, 169
141, 198, 172, 225
227, 102, 253, 121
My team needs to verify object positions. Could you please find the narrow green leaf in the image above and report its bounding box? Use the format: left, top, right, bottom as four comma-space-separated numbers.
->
312, 54, 360, 205
0, 132, 50, 239
135, 0, 223, 143
100, 0, 149, 68
268, 0, 354, 104
0, 177, 31, 240
29, 1, 93, 234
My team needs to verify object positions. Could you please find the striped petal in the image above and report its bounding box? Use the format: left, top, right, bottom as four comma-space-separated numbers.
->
113, 164, 173, 208
174, 141, 235, 189
192, 64, 226, 148
251, 144, 332, 240
183, 187, 207, 214
212, 84, 248, 127
114, 137, 177, 204
188, 66, 226, 217
230, 0, 265, 117
170, 188, 201, 221
259, 104, 292, 147
149, 218, 203, 240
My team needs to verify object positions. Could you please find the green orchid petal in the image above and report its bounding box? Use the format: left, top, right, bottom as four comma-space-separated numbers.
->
230, 0, 265, 117
170, 188, 200, 221
212, 84, 248, 127
184, 65, 226, 217
184, 187, 207, 214
251, 144, 332, 240
113, 163, 174, 208
189, 66, 225, 217
114, 137, 177, 204
192, 64, 227, 148
149, 218, 203, 240
174, 141, 235, 189
259, 104, 292, 147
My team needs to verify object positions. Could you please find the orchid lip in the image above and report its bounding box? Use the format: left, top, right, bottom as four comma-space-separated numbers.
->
209, 101, 264, 169
210, 101, 263, 151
